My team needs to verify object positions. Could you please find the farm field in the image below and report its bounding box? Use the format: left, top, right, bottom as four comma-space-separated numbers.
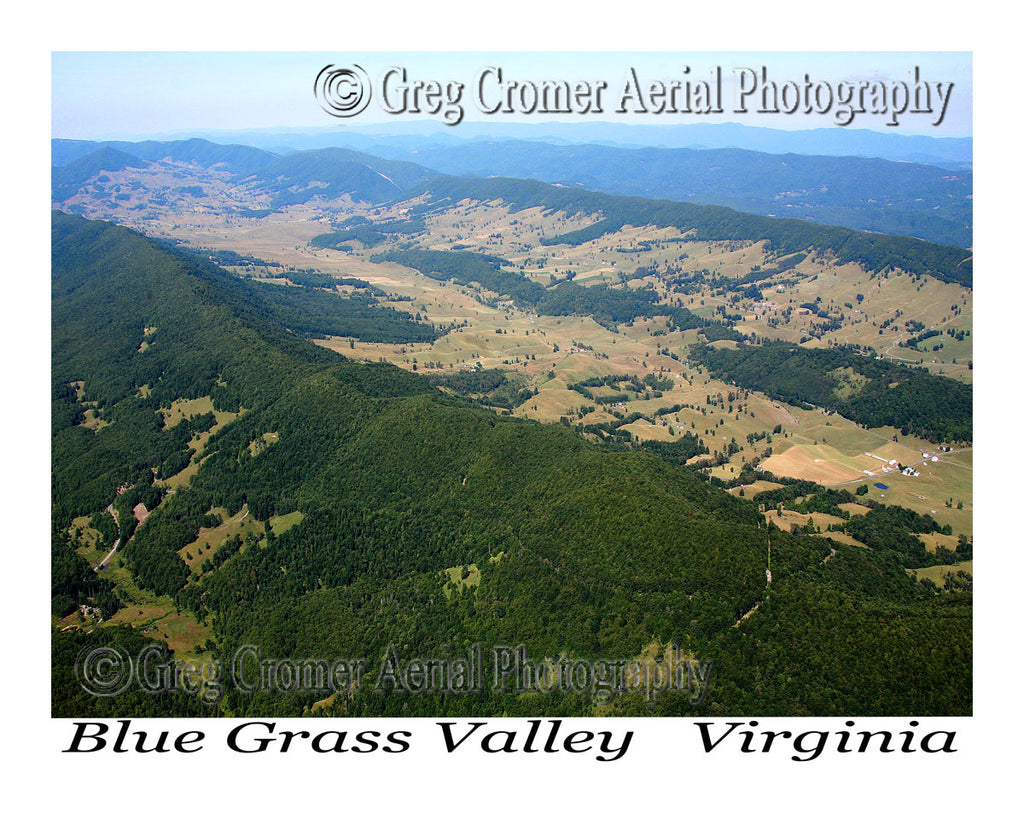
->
911, 561, 974, 585
177, 506, 262, 573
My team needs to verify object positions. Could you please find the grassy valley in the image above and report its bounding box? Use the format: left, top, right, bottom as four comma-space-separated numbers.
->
51, 136, 973, 717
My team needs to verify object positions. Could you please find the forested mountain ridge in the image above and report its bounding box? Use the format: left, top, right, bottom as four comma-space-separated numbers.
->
410, 176, 972, 287
52, 212, 970, 717
690, 342, 972, 443
249, 147, 437, 206
375, 140, 973, 247
51, 147, 148, 202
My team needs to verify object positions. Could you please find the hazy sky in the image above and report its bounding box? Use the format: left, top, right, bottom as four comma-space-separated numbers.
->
52, 51, 972, 140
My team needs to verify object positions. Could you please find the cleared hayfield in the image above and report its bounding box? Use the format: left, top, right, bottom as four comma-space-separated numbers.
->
69, 515, 109, 566
763, 508, 849, 533
911, 561, 973, 585
191, 408, 241, 451
854, 460, 972, 538
160, 395, 216, 427
443, 563, 481, 598
249, 431, 279, 456
837, 502, 872, 517
729, 480, 784, 498
159, 455, 206, 491
269, 510, 304, 537
709, 463, 745, 480
619, 420, 677, 442
762, 445, 866, 484
318, 337, 432, 360
813, 531, 868, 548
521, 384, 590, 424
104, 604, 211, 656
919, 532, 964, 554
178, 506, 262, 573
78, 408, 110, 431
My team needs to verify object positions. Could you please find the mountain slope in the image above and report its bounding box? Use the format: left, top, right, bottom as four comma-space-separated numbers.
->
246, 147, 439, 206
390, 140, 972, 247
412, 175, 973, 287
51, 147, 148, 201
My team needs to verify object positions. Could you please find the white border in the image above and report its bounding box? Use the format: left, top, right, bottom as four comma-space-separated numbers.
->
10, 1, 1019, 813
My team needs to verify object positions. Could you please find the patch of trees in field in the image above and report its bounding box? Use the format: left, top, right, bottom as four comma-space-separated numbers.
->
203, 249, 282, 268
370, 248, 547, 306
310, 217, 426, 249
843, 505, 960, 569
750, 476, 970, 570
427, 367, 536, 410
371, 247, 729, 334
244, 282, 438, 343
690, 341, 972, 443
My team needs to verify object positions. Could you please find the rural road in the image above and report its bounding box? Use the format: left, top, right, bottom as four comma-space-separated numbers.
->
96, 503, 121, 570
97, 537, 120, 569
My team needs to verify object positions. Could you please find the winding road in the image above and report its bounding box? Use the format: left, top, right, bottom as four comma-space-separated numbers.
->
96, 504, 121, 570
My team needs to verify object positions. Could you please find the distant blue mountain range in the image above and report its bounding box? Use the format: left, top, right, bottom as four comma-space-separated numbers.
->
54, 125, 971, 247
